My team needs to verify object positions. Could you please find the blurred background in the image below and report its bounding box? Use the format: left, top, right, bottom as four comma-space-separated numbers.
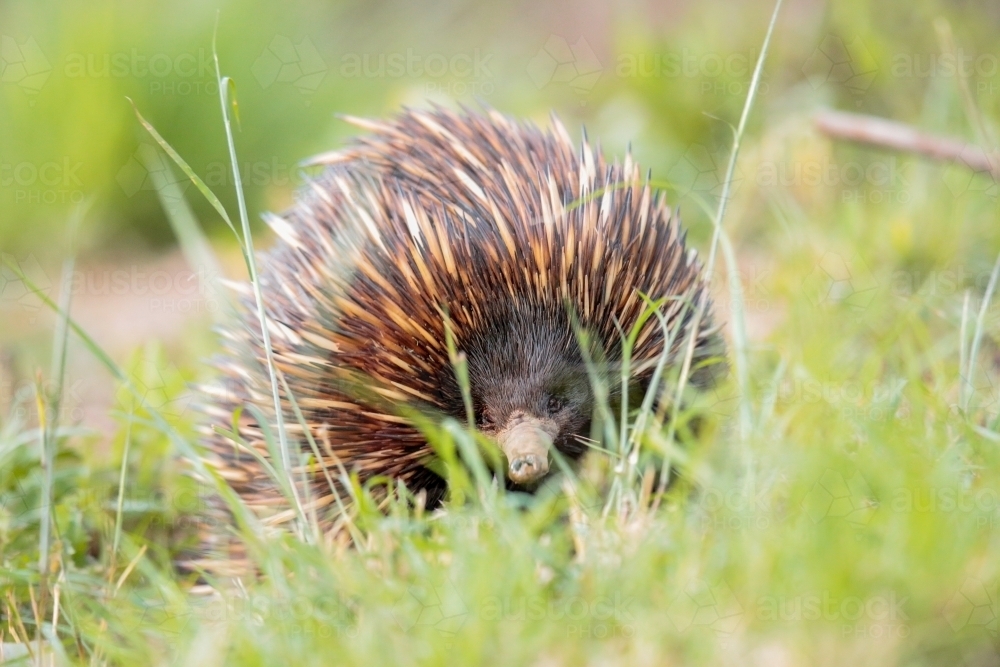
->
5, 5, 1000, 662
2, 0, 999, 436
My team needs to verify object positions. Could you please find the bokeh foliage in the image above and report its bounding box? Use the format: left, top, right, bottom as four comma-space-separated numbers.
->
3, 0, 1000, 664
2, 0, 999, 256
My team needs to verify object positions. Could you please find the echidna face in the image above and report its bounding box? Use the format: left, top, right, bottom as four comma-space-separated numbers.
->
461, 302, 593, 487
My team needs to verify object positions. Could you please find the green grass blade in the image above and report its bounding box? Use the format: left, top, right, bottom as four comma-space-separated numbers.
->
213, 37, 295, 510
145, 155, 233, 320
962, 252, 1000, 414
38, 202, 87, 618
720, 232, 751, 440
111, 406, 134, 569
704, 0, 783, 275
127, 98, 238, 239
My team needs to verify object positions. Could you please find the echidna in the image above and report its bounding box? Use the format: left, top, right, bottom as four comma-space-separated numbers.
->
200, 106, 725, 538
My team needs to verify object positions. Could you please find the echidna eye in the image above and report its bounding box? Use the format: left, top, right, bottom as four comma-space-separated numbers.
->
476, 407, 496, 428
546, 395, 565, 414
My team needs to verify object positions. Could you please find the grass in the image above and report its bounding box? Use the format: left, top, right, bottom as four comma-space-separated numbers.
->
4, 7, 1000, 667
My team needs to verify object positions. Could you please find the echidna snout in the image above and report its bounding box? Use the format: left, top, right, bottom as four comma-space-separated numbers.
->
496, 415, 556, 485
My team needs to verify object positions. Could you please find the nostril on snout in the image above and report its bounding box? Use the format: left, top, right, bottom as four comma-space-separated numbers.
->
509, 454, 546, 484
511, 456, 535, 473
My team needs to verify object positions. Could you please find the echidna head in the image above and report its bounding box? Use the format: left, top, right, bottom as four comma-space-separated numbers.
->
456, 301, 594, 487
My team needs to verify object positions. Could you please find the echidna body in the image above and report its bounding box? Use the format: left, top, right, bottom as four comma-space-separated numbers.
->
201, 107, 725, 533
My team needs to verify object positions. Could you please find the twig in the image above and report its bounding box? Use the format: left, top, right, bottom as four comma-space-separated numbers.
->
814, 109, 1000, 177
114, 544, 149, 593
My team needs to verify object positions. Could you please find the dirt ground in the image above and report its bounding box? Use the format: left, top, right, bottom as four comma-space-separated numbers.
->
1, 248, 235, 439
